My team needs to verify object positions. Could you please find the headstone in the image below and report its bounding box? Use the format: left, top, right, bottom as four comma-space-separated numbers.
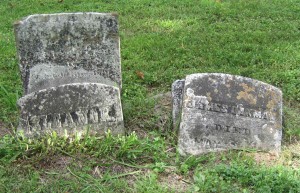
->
15, 13, 124, 136
14, 12, 121, 94
171, 80, 185, 129
18, 83, 124, 136
175, 73, 282, 155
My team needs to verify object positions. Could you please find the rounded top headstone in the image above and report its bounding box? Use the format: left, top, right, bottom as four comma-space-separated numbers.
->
177, 73, 282, 155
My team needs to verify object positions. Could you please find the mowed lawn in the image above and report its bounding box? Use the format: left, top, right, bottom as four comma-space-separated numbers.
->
0, 0, 300, 192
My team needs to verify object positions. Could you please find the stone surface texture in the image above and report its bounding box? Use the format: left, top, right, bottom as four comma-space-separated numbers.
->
178, 73, 282, 155
15, 13, 124, 136
14, 13, 121, 94
18, 83, 124, 136
171, 80, 185, 130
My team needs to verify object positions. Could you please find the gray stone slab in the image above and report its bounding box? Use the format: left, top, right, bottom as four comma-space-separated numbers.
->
178, 73, 282, 155
14, 13, 121, 94
171, 79, 185, 130
17, 83, 124, 136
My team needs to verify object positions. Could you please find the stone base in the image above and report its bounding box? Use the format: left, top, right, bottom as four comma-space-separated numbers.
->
17, 83, 124, 136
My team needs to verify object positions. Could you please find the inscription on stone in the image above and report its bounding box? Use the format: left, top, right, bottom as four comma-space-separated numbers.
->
176, 73, 282, 155
25, 106, 117, 131
14, 13, 122, 94
18, 83, 124, 135
185, 96, 273, 121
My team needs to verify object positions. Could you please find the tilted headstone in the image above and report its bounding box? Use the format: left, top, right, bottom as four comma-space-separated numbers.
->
14, 12, 121, 94
175, 73, 282, 155
18, 83, 124, 135
15, 13, 124, 136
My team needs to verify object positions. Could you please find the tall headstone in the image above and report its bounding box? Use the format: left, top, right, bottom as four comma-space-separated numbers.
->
14, 12, 121, 94
15, 13, 124, 136
175, 73, 282, 155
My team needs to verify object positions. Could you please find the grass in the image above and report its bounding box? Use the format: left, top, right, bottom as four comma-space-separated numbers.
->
0, 0, 300, 192
1, 132, 300, 192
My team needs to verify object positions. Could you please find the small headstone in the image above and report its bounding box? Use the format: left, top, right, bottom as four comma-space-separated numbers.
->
14, 12, 121, 94
18, 83, 124, 136
171, 80, 185, 129
176, 73, 282, 155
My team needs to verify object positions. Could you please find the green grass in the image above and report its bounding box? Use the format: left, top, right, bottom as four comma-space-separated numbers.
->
193, 161, 300, 192
0, 0, 300, 192
1, 132, 300, 192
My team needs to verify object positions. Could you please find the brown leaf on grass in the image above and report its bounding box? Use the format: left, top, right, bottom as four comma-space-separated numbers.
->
58, 0, 64, 3
135, 70, 145, 79
92, 166, 102, 177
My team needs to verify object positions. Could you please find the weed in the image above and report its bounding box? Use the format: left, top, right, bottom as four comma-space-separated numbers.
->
135, 172, 174, 193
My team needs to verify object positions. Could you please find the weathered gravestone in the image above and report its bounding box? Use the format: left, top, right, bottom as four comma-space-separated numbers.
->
14, 12, 121, 94
173, 73, 282, 155
18, 83, 124, 135
15, 13, 124, 136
